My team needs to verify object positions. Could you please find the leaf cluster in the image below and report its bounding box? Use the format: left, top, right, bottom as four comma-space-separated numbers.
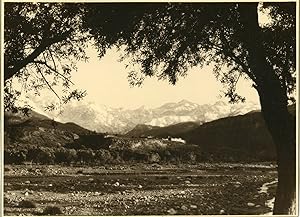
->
4, 3, 89, 112
84, 3, 296, 103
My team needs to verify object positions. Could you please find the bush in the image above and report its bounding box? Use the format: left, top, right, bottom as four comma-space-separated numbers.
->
77, 149, 95, 164
43, 205, 63, 215
35, 147, 55, 164
94, 149, 113, 164
54, 148, 77, 164
18, 200, 36, 208
4, 148, 28, 164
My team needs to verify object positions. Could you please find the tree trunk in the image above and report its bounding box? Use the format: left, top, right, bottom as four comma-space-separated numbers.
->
258, 84, 296, 215
238, 3, 296, 215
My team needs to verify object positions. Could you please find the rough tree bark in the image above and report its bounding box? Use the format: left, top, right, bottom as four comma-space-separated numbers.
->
238, 3, 296, 215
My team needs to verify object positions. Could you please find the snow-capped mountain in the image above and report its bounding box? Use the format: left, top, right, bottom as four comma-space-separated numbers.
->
53, 99, 260, 134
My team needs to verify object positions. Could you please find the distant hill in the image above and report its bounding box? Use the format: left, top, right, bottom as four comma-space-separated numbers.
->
4, 109, 50, 124
176, 104, 296, 162
4, 109, 94, 149
4, 104, 296, 164
125, 122, 201, 138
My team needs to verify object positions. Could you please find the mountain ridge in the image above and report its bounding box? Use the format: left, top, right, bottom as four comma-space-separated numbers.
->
53, 100, 260, 133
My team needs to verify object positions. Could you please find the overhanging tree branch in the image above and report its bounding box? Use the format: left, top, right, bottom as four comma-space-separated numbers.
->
32, 60, 75, 85
34, 62, 61, 100
4, 29, 73, 81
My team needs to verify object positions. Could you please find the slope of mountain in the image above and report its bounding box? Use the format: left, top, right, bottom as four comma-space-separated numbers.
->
4, 110, 93, 149
176, 104, 296, 162
126, 121, 201, 138
53, 100, 260, 133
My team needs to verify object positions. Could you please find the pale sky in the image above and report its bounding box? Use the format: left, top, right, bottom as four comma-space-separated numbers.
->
68, 47, 260, 109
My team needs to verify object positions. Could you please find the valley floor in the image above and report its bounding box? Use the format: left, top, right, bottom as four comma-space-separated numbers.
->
4, 163, 277, 215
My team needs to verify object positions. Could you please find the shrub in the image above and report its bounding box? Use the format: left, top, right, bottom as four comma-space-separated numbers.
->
94, 149, 113, 164
18, 200, 36, 208
54, 148, 77, 164
43, 205, 63, 215
35, 147, 55, 164
4, 148, 28, 164
77, 149, 95, 164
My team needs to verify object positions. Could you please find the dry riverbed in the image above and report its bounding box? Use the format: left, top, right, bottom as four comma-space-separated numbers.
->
4, 163, 277, 215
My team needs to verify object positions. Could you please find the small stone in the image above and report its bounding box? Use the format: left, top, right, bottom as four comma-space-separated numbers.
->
113, 182, 120, 187
167, 208, 177, 215
247, 202, 255, 207
185, 180, 191, 184
48, 184, 53, 187
181, 205, 188, 210
219, 209, 225, 214
24, 192, 29, 196
255, 204, 261, 208
138, 185, 143, 189
190, 204, 197, 209
25, 181, 30, 184
88, 178, 94, 182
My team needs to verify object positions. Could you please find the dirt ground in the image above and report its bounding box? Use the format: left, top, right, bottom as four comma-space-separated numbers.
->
4, 163, 277, 215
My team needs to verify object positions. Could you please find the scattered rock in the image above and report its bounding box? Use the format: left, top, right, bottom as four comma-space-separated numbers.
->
247, 202, 255, 207
219, 209, 225, 214
48, 184, 53, 187
167, 208, 177, 215
138, 185, 143, 189
181, 205, 188, 211
184, 180, 191, 184
190, 205, 198, 209
25, 180, 31, 184
88, 178, 94, 182
113, 182, 120, 187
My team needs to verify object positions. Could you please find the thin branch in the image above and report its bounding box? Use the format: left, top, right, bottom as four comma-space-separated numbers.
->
48, 48, 57, 71
33, 60, 75, 85
5, 29, 73, 81
34, 62, 61, 100
232, 71, 242, 92
209, 41, 255, 80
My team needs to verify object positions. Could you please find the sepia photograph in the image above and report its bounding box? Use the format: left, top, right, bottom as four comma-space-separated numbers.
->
1, 1, 298, 216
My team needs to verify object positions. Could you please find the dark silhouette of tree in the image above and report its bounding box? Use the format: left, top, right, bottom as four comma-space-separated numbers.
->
4, 2, 296, 214
4, 3, 88, 112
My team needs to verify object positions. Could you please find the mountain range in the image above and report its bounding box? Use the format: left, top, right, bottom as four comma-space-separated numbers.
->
125, 104, 296, 162
4, 103, 295, 163
54, 99, 260, 134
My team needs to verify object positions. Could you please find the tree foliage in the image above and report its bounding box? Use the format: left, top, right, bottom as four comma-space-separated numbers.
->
83, 3, 296, 103
4, 3, 296, 109
4, 3, 88, 112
